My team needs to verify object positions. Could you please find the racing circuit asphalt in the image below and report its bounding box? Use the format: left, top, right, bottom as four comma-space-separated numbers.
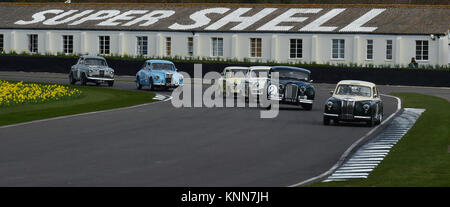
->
0, 72, 446, 186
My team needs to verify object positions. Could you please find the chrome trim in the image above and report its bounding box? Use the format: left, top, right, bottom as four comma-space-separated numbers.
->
354, 115, 371, 120
299, 99, 313, 104
324, 113, 339, 117
285, 84, 298, 100
87, 77, 114, 81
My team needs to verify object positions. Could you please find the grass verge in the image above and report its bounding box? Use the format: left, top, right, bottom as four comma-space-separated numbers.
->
0, 81, 157, 126
310, 92, 450, 186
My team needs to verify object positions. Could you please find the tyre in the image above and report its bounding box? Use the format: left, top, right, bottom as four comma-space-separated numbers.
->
107, 80, 114, 87
366, 115, 376, 127
80, 73, 87, 85
301, 103, 313, 111
69, 73, 76, 85
323, 117, 330, 125
376, 113, 383, 125
136, 77, 142, 90
148, 78, 154, 91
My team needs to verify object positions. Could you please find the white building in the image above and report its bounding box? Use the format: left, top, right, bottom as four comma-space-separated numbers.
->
0, 3, 448, 67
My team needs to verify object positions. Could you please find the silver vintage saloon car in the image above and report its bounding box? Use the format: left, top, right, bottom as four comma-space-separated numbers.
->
69, 55, 115, 86
323, 80, 383, 127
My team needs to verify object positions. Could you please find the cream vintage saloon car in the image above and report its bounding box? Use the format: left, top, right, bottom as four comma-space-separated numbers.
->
217, 66, 249, 97
243, 66, 271, 100
323, 80, 383, 127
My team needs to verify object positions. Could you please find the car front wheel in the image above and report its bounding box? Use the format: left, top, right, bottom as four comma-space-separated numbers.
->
107, 81, 114, 87
323, 117, 330, 125
301, 103, 312, 111
148, 78, 154, 91
366, 115, 376, 127
69, 73, 76, 85
80, 73, 87, 85
136, 77, 142, 90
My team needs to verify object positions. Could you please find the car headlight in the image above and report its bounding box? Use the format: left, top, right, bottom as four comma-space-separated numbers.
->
110, 71, 114, 74
89, 69, 94, 73
327, 101, 333, 110
363, 104, 370, 113
268, 85, 278, 95
155, 75, 160, 80
300, 86, 306, 93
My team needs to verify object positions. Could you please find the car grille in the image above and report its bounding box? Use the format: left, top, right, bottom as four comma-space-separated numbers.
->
341, 99, 355, 119
165, 74, 173, 84
284, 84, 298, 101
99, 70, 105, 77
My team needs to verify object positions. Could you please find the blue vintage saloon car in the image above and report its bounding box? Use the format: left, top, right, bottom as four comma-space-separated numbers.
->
135, 60, 184, 90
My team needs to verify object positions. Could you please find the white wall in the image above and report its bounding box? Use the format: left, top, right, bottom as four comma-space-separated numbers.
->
0, 29, 448, 67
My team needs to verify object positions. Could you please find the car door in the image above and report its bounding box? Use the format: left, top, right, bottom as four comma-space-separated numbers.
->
373, 86, 381, 117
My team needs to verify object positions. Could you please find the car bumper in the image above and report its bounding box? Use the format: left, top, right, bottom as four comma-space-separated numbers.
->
154, 83, 183, 87
323, 113, 371, 120
269, 95, 313, 104
87, 77, 114, 81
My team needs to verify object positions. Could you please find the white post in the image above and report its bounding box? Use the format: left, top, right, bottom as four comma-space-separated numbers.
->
193, 33, 200, 57
45, 31, 52, 54
80, 32, 87, 54
311, 35, 318, 63
271, 34, 278, 62
9, 31, 16, 53
155, 33, 162, 57
231, 34, 238, 59
353, 35, 360, 64
438, 35, 448, 66
395, 36, 402, 65
118, 32, 124, 56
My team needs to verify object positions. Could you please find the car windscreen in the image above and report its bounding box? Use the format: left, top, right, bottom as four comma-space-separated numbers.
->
85, 58, 107, 66
153, 63, 175, 71
226, 69, 248, 77
272, 69, 309, 81
250, 70, 269, 78
336, 84, 372, 97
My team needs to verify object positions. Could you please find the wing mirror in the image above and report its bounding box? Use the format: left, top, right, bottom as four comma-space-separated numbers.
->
329, 90, 334, 95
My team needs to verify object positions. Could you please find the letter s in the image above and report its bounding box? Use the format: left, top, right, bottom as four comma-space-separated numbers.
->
15, 9, 65, 25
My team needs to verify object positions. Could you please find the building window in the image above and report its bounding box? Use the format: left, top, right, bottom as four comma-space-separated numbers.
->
166, 37, 171, 56
250, 38, 262, 58
62, 35, 73, 54
366, 39, 373, 60
136, 36, 148, 56
332, 39, 345, 59
99, 36, 110, 55
28, 34, 38, 53
415, 40, 428, 61
211, 37, 223, 57
187, 37, 194, 56
386, 40, 393, 60
289, 39, 302, 59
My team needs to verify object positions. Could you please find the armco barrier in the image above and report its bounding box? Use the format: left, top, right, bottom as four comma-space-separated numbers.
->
0, 56, 449, 87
